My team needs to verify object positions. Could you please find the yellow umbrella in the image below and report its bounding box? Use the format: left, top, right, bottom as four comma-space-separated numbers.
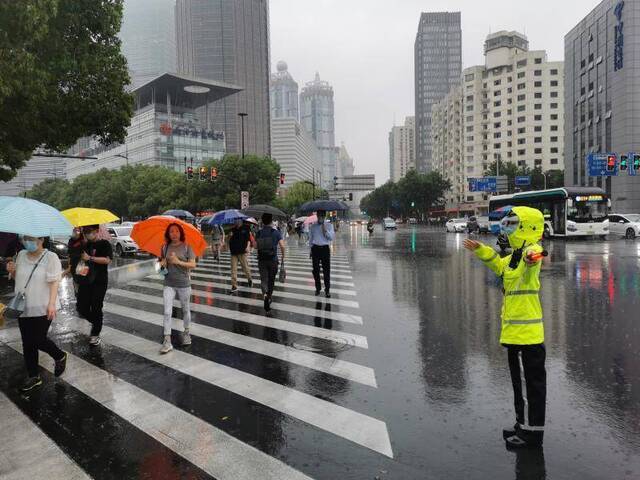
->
61, 207, 119, 227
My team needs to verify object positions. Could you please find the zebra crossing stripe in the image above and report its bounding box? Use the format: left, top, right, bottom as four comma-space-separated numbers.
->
218, 253, 350, 264
128, 281, 364, 325
85, 326, 393, 457
108, 289, 369, 348
103, 302, 377, 387
201, 258, 354, 273
182, 278, 359, 308
0, 390, 91, 480
192, 268, 356, 287
200, 260, 354, 278
1, 332, 314, 480
186, 272, 357, 296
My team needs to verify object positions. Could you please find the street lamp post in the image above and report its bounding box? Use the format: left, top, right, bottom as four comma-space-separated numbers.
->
238, 112, 248, 158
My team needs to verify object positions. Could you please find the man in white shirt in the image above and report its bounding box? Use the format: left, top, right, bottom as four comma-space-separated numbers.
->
308, 210, 335, 297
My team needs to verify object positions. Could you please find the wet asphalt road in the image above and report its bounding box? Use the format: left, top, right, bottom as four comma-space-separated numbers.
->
1, 226, 639, 479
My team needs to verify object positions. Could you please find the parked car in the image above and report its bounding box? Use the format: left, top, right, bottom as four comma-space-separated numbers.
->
48, 237, 70, 265
383, 217, 397, 230
445, 218, 468, 233
477, 216, 490, 233
608, 213, 640, 239
107, 225, 139, 256
408, 217, 418, 224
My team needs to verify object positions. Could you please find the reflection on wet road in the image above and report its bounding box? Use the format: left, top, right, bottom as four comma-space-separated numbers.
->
0, 227, 639, 479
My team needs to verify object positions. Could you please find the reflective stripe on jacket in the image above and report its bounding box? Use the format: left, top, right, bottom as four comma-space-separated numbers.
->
475, 244, 544, 345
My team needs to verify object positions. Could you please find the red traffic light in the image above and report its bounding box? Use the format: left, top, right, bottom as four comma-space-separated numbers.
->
199, 166, 207, 181
187, 166, 194, 180
210, 168, 218, 181
279, 172, 285, 185
606, 155, 616, 171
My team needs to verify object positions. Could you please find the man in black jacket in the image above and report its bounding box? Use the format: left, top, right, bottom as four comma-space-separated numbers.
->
228, 220, 253, 292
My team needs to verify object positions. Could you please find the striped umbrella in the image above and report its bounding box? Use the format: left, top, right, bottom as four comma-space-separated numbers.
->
0, 196, 73, 237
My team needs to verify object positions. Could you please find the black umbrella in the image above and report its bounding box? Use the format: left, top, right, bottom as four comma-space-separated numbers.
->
241, 204, 288, 219
298, 200, 349, 214
162, 209, 195, 219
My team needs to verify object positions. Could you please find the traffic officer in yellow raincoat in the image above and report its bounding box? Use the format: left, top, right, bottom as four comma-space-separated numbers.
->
463, 206, 547, 449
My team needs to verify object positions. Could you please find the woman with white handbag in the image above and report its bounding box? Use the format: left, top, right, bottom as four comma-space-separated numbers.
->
6, 235, 67, 392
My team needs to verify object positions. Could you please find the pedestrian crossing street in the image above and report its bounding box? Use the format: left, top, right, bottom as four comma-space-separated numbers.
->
0, 244, 393, 480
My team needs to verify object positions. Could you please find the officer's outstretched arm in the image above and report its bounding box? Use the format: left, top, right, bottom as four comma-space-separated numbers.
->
474, 243, 509, 276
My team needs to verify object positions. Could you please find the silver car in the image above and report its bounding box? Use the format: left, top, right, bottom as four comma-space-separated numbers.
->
608, 213, 640, 239
445, 218, 467, 233
107, 226, 139, 256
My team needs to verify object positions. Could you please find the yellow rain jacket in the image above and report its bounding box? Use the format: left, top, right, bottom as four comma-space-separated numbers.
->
474, 206, 545, 345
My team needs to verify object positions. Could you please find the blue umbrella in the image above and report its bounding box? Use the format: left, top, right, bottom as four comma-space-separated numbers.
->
0, 196, 73, 237
208, 209, 248, 226
162, 209, 195, 219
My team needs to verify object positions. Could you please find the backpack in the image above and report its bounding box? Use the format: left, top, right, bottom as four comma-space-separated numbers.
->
256, 228, 275, 260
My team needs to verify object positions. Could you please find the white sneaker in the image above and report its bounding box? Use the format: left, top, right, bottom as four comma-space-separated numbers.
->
182, 331, 192, 346
89, 336, 101, 346
159, 338, 173, 354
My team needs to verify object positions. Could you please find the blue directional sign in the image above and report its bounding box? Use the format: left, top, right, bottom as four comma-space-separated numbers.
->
469, 177, 497, 192
515, 176, 531, 187
587, 153, 618, 177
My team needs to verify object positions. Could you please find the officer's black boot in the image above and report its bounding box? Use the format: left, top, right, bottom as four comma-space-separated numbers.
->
503, 423, 519, 440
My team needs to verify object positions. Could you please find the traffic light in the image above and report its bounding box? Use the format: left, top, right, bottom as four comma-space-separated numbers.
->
606, 154, 617, 172
279, 172, 285, 185
333, 176, 338, 189
199, 166, 207, 181
349, 193, 353, 201
187, 166, 194, 180
411, 201, 415, 207
633, 154, 640, 173
210, 167, 218, 181
620, 154, 628, 171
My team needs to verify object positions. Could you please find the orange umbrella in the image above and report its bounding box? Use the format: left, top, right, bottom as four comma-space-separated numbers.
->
131, 215, 208, 258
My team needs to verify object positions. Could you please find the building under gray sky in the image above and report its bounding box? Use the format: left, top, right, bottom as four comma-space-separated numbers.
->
176, 0, 271, 157
414, 11, 462, 173
270, 60, 299, 120
119, 0, 176, 88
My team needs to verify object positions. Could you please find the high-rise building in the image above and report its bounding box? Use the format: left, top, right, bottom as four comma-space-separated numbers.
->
389, 116, 415, 182
565, 0, 640, 211
119, 0, 176, 88
432, 31, 564, 212
414, 12, 462, 173
270, 61, 299, 120
337, 143, 355, 177
300, 72, 337, 189
0, 155, 67, 196
176, 0, 271, 156
270, 117, 321, 188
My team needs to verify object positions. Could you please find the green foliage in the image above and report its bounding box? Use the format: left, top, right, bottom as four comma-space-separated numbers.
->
26, 155, 281, 218
276, 181, 328, 214
0, 0, 133, 181
360, 170, 451, 219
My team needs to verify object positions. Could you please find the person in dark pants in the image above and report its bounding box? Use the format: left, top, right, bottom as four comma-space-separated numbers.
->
65, 228, 84, 300
77, 225, 113, 346
252, 213, 286, 312
6, 235, 67, 392
308, 210, 335, 298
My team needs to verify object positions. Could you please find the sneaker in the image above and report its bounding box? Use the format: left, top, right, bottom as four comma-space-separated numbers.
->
20, 377, 42, 392
505, 430, 543, 449
503, 423, 519, 440
230, 285, 238, 293
315, 289, 321, 296
247, 279, 253, 288
159, 338, 173, 354
89, 336, 101, 346
325, 291, 331, 298
182, 331, 192, 346
54, 352, 67, 377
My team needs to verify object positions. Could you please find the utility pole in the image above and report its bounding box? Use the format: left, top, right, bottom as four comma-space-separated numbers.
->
238, 112, 248, 158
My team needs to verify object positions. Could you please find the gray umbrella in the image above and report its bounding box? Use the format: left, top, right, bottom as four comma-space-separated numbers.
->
298, 200, 349, 214
241, 204, 288, 219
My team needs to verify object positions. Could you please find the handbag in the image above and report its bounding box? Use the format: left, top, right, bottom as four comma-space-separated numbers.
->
278, 259, 286, 283
4, 252, 47, 321
156, 244, 169, 276
74, 258, 96, 285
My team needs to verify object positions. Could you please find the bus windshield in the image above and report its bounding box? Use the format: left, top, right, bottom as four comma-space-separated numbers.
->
568, 200, 608, 223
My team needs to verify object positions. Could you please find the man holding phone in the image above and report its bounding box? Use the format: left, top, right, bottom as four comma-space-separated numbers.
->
308, 210, 335, 298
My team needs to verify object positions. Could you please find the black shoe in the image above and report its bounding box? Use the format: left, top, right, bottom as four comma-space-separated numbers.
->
315, 289, 321, 296
20, 377, 43, 392
325, 291, 331, 298
503, 423, 519, 440
54, 352, 67, 377
247, 280, 253, 288
230, 286, 238, 293
505, 430, 543, 449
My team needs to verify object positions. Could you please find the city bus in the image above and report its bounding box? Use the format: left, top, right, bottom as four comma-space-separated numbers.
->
488, 187, 610, 238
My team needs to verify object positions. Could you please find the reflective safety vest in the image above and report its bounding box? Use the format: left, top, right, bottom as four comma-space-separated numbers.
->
475, 244, 544, 345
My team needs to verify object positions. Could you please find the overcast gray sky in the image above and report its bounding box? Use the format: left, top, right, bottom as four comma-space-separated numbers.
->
269, 0, 601, 185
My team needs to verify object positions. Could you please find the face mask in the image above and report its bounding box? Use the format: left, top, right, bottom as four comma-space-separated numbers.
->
500, 216, 519, 235
23, 240, 38, 252
85, 232, 97, 242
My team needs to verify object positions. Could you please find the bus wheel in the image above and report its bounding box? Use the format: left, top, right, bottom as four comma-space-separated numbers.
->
543, 225, 551, 239
626, 228, 636, 240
